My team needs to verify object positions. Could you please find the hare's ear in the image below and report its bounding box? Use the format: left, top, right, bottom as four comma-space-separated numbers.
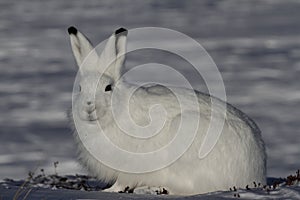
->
114, 28, 127, 79
68, 26, 97, 67
100, 27, 127, 80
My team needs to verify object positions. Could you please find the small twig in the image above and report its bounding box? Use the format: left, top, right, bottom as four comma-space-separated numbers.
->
253, 181, 257, 188
161, 188, 168, 195
233, 193, 240, 198
233, 186, 237, 191
13, 163, 40, 200
54, 161, 59, 175
263, 185, 267, 189
40, 169, 45, 176
246, 185, 250, 190
22, 188, 33, 200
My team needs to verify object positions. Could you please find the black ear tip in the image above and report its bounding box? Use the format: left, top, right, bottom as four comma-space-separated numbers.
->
68, 26, 78, 35
115, 27, 128, 35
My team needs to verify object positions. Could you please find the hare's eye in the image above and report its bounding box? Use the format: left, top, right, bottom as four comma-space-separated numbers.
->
105, 84, 112, 92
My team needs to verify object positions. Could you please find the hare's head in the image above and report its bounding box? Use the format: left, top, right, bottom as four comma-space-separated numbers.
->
68, 26, 127, 122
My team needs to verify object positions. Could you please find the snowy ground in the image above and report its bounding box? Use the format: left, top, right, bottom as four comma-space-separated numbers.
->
0, 172, 299, 199
0, 0, 300, 199
1, 185, 299, 200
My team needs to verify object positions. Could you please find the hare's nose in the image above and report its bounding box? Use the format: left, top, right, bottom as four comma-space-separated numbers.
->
87, 101, 92, 105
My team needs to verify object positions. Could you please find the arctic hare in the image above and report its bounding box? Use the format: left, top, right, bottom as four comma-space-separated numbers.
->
68, 26, 266, 195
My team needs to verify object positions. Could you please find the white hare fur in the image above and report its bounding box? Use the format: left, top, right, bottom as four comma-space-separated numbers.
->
68, 26, 266, 195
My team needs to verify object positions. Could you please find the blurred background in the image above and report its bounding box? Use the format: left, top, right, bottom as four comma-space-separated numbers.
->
0, 0, 299, 179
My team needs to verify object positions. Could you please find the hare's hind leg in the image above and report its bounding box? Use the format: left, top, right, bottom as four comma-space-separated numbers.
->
103, 180, 125, 193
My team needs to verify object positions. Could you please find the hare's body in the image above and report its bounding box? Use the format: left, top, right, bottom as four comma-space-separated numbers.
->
68, 27, 266, 195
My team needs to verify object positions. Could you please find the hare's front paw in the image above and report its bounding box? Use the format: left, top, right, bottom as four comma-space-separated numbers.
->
103, 181, 126, 193
133, 186, 169, 195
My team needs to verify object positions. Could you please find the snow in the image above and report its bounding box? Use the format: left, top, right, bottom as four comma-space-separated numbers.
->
0, 174, 299, 199
0, 0, 300, 199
